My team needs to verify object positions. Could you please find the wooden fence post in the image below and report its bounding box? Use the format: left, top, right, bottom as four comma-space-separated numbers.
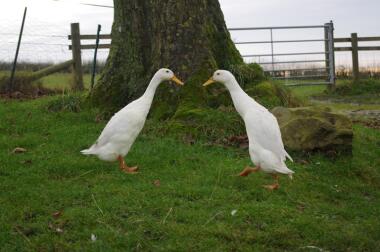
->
70, 23, 84, 91
351, 33, 359, 82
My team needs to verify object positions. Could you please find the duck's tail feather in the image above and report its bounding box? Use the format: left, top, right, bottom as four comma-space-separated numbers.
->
81, 149, 93, 155
81, 146, 96, 155
285, 150, 293, 162
277, 162, 295, 180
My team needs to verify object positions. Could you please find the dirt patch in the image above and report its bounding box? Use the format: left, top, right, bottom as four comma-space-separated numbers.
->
0, 88, 58, 100
0, 73, 60, 100
347, 109, 380, 120
353, 119, 380, 130
311, 96, 380, 105
344, 110, 380, 129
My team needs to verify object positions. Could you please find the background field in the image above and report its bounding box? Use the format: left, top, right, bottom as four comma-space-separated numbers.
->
1, 77, 380, 251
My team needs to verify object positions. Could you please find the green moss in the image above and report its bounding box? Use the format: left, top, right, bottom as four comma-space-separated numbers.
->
246, 81, 305, 109
229, 63, 266, 89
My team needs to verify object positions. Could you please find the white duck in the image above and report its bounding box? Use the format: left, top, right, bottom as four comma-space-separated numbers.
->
81, 68, 184, 174
203, 70, 294, 190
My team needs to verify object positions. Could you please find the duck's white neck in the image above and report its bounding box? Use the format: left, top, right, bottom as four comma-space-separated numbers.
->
224, 78, 250, 116
141, 75, 162, 103
225, 78, 245, 94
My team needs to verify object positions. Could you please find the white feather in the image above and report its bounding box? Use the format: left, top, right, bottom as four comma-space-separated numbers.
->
214, 70, 294, 178
81, 68, 180, 162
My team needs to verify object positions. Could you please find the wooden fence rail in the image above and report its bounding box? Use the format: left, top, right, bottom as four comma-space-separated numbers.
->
68, 23, 380, 86
334, 33, 380, 81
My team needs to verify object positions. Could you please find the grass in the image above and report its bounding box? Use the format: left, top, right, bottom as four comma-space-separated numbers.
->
40, 73, 93, 91
1, 95, 380, 251
289, 85, 326, 99
0, 71, 93, 91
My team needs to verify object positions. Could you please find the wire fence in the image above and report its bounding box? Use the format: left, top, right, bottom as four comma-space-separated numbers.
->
0, 13, 110, 75
1, 7, 379, 80
230, 27, 380, 78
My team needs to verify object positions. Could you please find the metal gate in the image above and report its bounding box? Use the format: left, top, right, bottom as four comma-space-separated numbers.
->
229, 22, 336, 87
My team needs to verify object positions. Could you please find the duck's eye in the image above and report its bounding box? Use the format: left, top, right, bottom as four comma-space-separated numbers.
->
166, 70, 170, 73
217, 73, 220, 75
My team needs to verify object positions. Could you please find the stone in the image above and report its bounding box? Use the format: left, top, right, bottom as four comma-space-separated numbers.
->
271, 106, 353, 153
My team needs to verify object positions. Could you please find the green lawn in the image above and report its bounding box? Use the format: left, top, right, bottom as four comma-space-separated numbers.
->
40, 73, 93, 91
289, 85, 326, 99
1, 96, 379, 251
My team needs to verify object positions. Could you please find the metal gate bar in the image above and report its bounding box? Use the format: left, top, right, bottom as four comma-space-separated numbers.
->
243, 52, 328, 57
229, 25, 326, 31
259, 59, 327, 65
229, 22, 336, 87
235, 39, 327, 44
266, 67, 328, 72
285, 82, 332, 87
274, 75, 328, 80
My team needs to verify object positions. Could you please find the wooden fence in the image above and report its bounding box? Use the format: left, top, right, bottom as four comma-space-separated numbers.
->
334, 34, 380, 81
68, 23, 380, 87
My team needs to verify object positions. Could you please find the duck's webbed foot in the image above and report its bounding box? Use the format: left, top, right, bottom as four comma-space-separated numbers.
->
122, 166, 139, 174
263, 184, 279, 190
117, 156, 139, 174
263, 174, 279, 190
239, 166, 260, 177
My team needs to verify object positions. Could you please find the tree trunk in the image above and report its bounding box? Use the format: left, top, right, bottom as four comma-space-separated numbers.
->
91, 0, 243, 116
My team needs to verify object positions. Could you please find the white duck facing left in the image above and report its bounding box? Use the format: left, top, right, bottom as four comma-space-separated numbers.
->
204, 70, 294, 190
81, 68, 184, 174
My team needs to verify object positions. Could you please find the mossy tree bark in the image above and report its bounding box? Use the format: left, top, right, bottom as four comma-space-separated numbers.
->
91, 0, 243, 117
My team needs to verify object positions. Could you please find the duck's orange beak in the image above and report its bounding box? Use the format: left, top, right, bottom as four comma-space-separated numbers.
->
203, 78, 216, 87
171, 76, 184, 86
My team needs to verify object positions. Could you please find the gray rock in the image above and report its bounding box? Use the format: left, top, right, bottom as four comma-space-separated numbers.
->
271, 106, 353, 153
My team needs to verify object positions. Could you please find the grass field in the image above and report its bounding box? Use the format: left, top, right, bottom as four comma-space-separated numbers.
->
1, 89, 380, 251
0, 71, 93, 91
40, 73, 93, 90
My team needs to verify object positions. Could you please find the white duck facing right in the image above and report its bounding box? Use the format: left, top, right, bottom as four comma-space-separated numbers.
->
204, 70, 294, 190
81, 68, 184, 174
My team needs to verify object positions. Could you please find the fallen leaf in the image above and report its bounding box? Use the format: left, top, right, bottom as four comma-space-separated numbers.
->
91, 234, 97, 242
231, 209, 238, 216
13, 147, 27, 154
297, 204, 306, 212
299, 160, 309, 165
153, 180, 161, 187
52, 211, 62, 219
182, 135, 195, 145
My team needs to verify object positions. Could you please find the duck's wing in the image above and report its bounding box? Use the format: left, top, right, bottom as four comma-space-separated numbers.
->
92, 103, 145, 148
244, 109, 292, 162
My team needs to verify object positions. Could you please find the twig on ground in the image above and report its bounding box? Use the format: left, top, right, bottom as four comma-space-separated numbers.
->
71, 169, 95, 181
92, 194, 104, 216
14, 226, 32, 246
161, 207, 173, 224
208, 166, 223, 201
203, 211, 223, 226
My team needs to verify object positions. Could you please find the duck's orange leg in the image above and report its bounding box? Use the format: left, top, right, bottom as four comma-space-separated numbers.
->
239, 166, 260, 177
263, 174, 279, 190
117, 156, 138, 174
